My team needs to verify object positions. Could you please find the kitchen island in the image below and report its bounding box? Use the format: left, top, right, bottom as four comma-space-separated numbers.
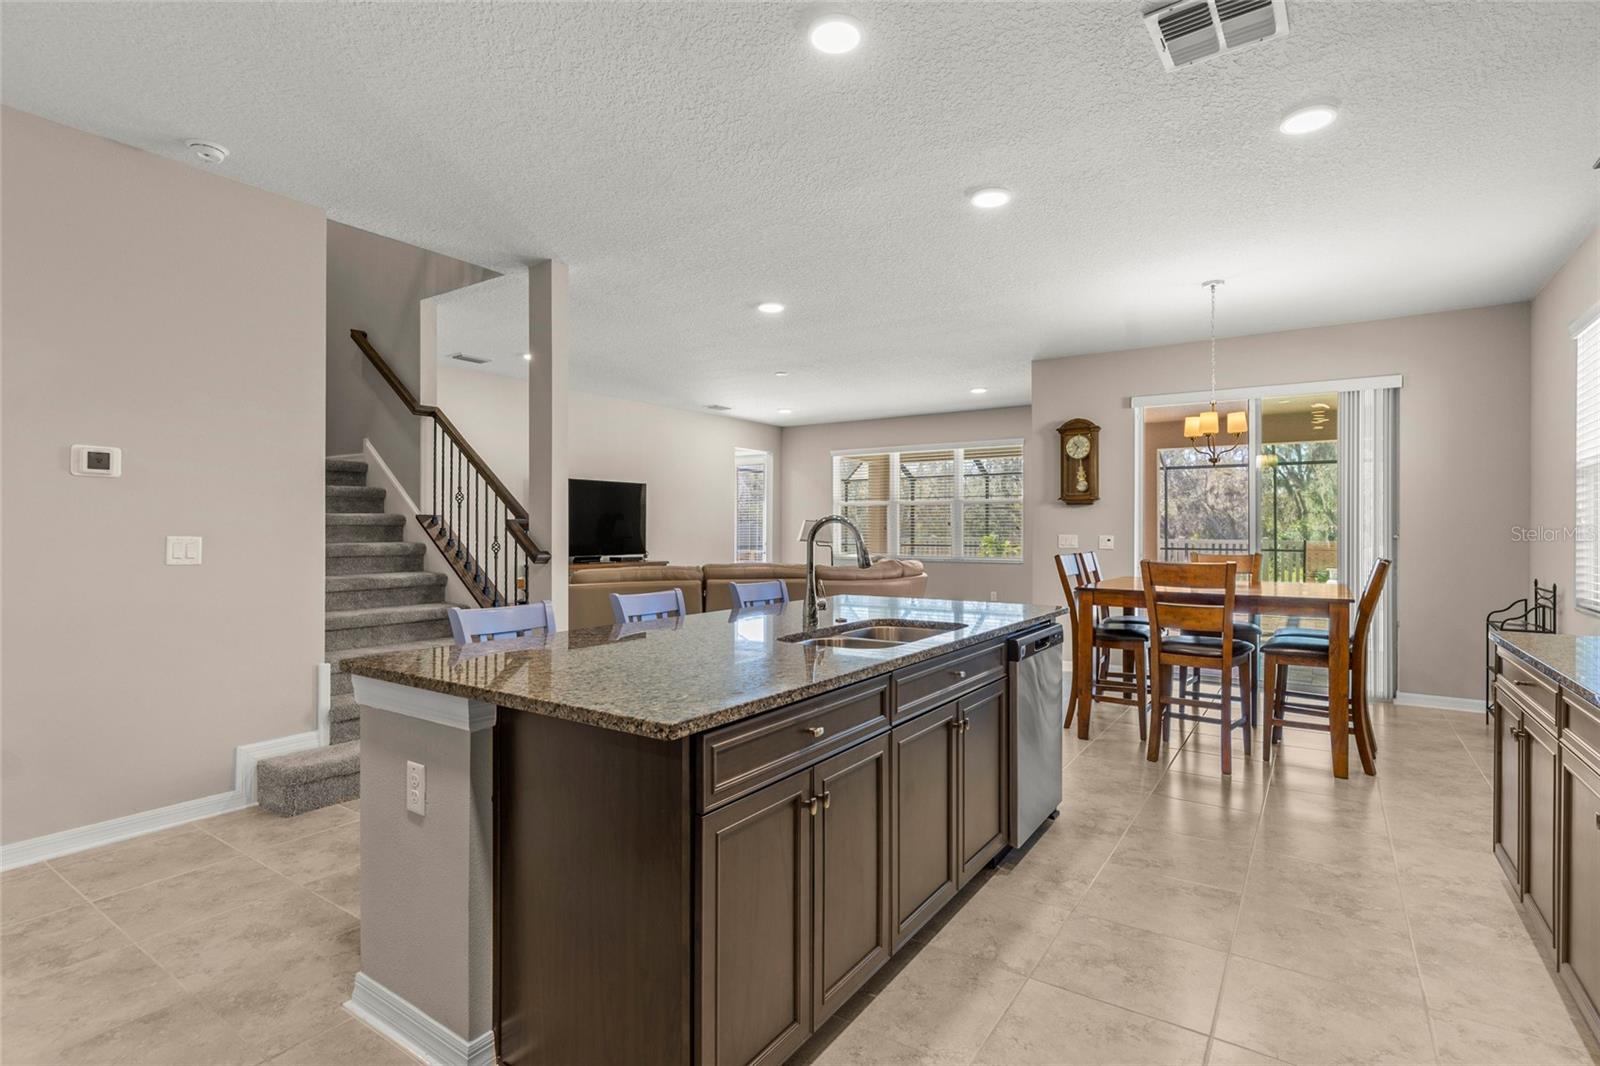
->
343, 595, 1065, 1066
1489, 631, 1600, 1044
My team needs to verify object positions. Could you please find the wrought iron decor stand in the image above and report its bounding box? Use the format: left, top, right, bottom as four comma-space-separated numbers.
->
1486, 581, 1558, 718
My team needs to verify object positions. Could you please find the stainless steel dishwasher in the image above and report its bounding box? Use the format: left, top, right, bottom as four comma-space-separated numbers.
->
1007, 622, 1065, 847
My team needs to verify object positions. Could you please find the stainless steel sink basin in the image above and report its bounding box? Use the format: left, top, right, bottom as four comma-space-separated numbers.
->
780, 620, 966, 649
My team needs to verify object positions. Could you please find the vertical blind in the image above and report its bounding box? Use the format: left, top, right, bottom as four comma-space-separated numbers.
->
735, 451, 770, 562
1577, 318, 1600, 612
832, 442, 1023, 560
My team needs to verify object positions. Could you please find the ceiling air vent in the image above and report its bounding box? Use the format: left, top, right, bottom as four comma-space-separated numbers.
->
703, 403, 732, 412
1144, 0, 1288, 71
449, 352, 491, 365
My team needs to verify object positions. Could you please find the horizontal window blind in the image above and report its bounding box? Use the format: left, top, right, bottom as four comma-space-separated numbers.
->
1578, 320, 1600, 612
735, 452, 770, 562
832, 441, 1023, 562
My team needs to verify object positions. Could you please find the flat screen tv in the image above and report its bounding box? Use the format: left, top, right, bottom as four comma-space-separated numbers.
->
569, 478, 647, 558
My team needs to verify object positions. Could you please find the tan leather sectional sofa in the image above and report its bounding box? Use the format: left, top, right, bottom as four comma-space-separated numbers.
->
569, 560, 928, 630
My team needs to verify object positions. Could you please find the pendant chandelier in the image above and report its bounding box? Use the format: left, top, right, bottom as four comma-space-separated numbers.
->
1184, 279, 1248, 465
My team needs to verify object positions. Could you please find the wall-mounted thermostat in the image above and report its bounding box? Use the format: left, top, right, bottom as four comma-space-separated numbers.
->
70, 445, 122, 477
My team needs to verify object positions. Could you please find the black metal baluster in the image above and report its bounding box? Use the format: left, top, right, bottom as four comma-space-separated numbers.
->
433, 420, 440, 528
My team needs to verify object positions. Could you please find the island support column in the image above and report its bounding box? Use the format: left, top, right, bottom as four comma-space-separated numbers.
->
527, 260, 569, 627
346, 677, 496, 1066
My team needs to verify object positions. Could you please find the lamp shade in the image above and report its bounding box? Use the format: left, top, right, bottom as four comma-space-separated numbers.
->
1196, 410, 1220, 436
1183, 415, 1202, 438
1226, 410, 1248, 435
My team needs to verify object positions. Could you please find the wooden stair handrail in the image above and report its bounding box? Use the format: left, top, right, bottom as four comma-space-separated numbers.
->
350, 328, 550, 565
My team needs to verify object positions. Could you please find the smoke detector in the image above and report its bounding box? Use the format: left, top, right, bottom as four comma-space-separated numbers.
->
1144, 0, 1288, 71
449, 352, 491, 365
186, 140, 229, 164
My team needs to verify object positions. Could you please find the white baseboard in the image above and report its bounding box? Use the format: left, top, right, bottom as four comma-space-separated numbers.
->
346, 972, 495, 1066
1, 728, 323, 872
0, 788, 250, 872
1392, 691, 1487, 714
235, 731, 322, 804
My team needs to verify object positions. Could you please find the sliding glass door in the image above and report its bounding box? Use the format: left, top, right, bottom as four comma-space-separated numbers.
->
1258, 392, 1340, 583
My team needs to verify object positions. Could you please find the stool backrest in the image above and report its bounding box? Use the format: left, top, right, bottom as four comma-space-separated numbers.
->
729, 579, 790, 609
1053, 553, 1085, 636
1141, 559, 1237, 667
610, 587, 689, 624
1351, 558, 1392, 659
448, 601, 556, 645
1189, 551, 1262, 580
1077, 551, 1105, 583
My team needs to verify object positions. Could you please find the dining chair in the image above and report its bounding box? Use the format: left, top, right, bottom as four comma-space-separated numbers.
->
1259, 558, 1390, 775
1075, 551, 1149, 698
729, 579, 790, 609
1142, 559, 1256, 775
449, 601, 557, 644
1183, 552, 1265, 721
1056, 553, 1150, 737
610, 588, 689, 624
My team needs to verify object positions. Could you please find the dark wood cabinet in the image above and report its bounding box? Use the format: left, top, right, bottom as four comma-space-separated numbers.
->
958, 681, 1009, 886
1494, 689, 1523, 886
890, 700, 961, 948
812, 735, 892, 1026
697, 773, 814, 1066
1527, 710, 1559, 941
1561, 717, 1600, 1037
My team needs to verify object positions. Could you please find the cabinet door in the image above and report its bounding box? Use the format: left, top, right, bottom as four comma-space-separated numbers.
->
1561, 751, 1600, 1032
891, 701, 960, 948
697, 772, 814, 1066
958, 680, 1009, 886
811, 734, 892, 1026
1494, 699, 1523, 887
1526, 713, 1558, 941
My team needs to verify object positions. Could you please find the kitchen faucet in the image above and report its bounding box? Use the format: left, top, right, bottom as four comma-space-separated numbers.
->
804, 514, 873, 629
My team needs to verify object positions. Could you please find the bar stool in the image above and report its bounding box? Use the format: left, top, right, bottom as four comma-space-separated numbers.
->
1182, 552, 1264, 723
610, 588, 689, 624
1142, 559, 1256, 775
1055, 553, 1150, 738
729, 580, 790, 609
448, 601, 557, 643
1260, 558, 1391, 776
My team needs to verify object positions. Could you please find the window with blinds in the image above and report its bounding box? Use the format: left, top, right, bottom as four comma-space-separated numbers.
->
832, 441, 1023, 561
734, 450, 771, 562
1577, 319, 1600, 612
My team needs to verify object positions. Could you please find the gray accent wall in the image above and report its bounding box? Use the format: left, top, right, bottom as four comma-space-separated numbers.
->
0, 108, 327, 842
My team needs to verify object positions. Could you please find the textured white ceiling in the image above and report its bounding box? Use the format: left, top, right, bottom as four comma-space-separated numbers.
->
4, 2, 1596, 425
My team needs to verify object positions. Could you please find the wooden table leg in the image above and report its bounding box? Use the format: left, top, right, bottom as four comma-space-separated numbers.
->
1075, 587, 1096, 740
1327, 600, 1350, 779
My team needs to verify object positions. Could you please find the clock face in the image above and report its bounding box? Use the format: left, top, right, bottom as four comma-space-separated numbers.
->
1064, 434, 1091, 460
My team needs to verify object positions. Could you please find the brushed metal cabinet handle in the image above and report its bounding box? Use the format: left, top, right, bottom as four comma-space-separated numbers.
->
804, 725, 826, 737
952, 669, 968, 680
822, 791, 832, 810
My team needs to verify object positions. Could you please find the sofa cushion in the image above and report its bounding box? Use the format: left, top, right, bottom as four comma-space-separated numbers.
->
815, 558, 925, 582
570, 564, 704, 585
701, 563, 807, 581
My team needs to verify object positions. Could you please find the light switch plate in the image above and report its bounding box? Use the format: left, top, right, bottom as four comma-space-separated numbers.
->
1098, 534, 1116, 550
166, 536, 203, 565
406, 761, 426, 816
1057, 533, 1079, 550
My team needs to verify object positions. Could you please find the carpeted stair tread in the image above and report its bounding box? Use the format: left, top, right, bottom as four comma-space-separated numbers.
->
326, 541, 424, 558
330, 692, 362, 723
257, 741, 360, 816
326, 485, 387, 513
326, 513, 406, 528
325, 604, 451, 631
325, 458, 368, 475
327, 636, 455, 670
326, 572, 446, 591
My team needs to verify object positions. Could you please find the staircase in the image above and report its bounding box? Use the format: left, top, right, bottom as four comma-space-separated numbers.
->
256, 457, 453, 816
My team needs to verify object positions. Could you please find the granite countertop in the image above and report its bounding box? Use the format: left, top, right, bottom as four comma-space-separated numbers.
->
1491, 631, 1600, 705
344, 595, 1067, 741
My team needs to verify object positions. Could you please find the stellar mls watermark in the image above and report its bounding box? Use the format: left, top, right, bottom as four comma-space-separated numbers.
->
1511, 525, 1597, 542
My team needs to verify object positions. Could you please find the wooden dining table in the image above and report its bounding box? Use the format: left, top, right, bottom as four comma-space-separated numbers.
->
1073, 575, 1360, 778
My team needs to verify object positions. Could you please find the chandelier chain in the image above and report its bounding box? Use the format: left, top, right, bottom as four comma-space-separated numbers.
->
1208, 281, 1218, 401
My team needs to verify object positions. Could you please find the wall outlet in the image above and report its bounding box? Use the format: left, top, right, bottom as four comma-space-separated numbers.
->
989, 591, 998, 601
1098, 534, 1116, 550
1056, 533, 1079, 550
405, 760, 426, 816
165, 535, 203, 565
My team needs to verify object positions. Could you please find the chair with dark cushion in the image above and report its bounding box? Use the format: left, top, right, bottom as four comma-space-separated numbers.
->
1056, 553, 1151, 738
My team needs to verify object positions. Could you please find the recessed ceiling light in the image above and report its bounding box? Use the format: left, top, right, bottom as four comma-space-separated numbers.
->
1279, 104, 1338, 136
778, 408, 793, 415
774, 370, 790, 377
968, 187, 1012, 210
522, 352, 533, 361
969, 387, 989, 395
757, 302, 785, 314
809, 15, 862, 55
186, 140, 229, 164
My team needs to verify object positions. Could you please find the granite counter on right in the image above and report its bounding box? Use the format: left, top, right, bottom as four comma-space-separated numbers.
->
1489, 630, 1600, 1042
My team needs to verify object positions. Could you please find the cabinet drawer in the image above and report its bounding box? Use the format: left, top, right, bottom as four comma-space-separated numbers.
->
894, 642, 1006, 723
1497, 676, 1556, 734
1565, 693, 1600, 772
1499, 652, 1559, 724
698, 677, 891, 813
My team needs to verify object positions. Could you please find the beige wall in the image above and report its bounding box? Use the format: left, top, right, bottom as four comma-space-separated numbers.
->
1530, 229, 1600, 636
779, 407, 1033, 604
434, 371, 783, 565
1028, 304, 1533, 700
327, 222, 495, 498
0, 108, 327, 842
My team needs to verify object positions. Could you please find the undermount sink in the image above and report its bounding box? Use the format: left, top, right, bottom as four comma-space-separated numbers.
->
780, 620, 967, 649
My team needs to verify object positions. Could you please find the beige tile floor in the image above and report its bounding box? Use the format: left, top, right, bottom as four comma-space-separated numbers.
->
3, 705, 1598, 1066
0, 798, 418, 1066
793, 701, 1600, 1066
